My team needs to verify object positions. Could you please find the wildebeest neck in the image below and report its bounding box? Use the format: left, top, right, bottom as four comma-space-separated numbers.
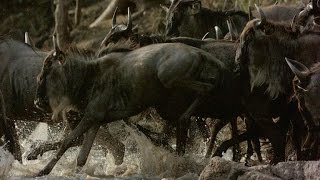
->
238, 20, 320, 99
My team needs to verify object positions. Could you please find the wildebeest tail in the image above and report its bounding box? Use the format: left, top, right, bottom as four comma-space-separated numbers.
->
0, 89, 22, 162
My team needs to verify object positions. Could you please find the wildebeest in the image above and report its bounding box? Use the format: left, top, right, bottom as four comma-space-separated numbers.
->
286, 58, 320, 158
236, 6, 320, 162
97, 10, 264, 161
33, 38, 237, 175
165, 0, 249, 39
0, 37, 50, 161
0, 37, 125, 164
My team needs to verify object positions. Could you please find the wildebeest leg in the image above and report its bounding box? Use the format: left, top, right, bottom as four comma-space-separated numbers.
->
27, 116, 82, 160
36, 117, 96, 176
230, 118, 241, 161
245, 116, 262, 162
0, 90, 22, 162
97, 125, 125, 165
213, 132, 250, 157
27, 140, 82, 160
76, 124, 100, 168
252, 137, 262, 162
176, 97, 202, 155
205, 119, 228, 158
136, 124, 174, 152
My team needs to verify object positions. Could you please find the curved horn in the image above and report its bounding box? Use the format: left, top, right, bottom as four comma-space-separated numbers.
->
255, 4, 266, 25
112, 7, 118, 28
202, 32, 209, 40
127, 7, 132, 30
285, 57, 310, 80
226, 20, 234, 40
291, 14, 298, 32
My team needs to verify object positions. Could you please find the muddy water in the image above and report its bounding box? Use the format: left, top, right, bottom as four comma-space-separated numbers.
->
6, 120, 217, 179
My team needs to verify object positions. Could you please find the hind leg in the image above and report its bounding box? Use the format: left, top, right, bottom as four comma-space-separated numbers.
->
98, 125, 125, 165
76, 124, 100, 168
176, 97, 204, 155
205, 119, 228, 157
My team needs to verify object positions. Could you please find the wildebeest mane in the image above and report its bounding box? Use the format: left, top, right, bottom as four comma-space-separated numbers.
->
239, 20, 307, 98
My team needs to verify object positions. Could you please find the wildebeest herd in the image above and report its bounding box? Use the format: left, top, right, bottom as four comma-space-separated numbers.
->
1, 0, 320, 177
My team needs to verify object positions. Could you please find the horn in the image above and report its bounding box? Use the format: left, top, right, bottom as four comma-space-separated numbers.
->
126, 7, 132, 30
24, 32, 31, 45
202, 32, 210, 40
291, 14, 298, 32
112, 7, 118, 28
226, 20, 234, 40
214, 26, 222, 40
255, 4, 266, 25
52, 34, 60, 53
285, 57, 310, 80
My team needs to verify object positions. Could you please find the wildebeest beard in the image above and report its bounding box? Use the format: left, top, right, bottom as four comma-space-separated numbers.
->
237, 19, 302, 99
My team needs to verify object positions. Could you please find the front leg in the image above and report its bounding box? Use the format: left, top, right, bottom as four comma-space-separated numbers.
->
36, 116, 96, 176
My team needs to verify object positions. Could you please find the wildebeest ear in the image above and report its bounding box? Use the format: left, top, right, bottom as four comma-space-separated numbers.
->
285, 57, 310, 81
189, 1, 201, 15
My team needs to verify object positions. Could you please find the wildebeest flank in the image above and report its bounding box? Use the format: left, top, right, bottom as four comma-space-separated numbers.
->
34, 42, 230, 176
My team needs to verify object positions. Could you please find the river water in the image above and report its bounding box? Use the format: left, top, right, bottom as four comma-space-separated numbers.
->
4, 118, 223, 179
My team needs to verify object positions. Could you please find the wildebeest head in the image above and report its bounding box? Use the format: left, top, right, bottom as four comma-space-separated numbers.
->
236, 5, 300, 99
97, 8, 136, 56
34, 35, 69, 120
286, 58, 320, 125
165, 0, 201, 37
292, 0, 320, 32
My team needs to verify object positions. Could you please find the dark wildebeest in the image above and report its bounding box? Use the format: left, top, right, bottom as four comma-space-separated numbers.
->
97, 10, 262, 161
286, 58, 320, 159
165, 0, 308, 39
34, 40, 234, 176
165, 0, 249, 39
0, 38, 49, 161
235, 6, 320, 162
0, 38, 125, 164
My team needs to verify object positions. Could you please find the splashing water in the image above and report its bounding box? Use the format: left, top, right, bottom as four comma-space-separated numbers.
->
6, 120, 211, 179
